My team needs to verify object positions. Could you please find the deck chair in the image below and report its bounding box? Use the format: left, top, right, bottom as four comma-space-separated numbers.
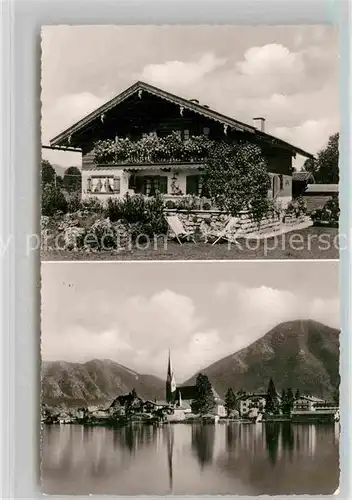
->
166, 215, 196, 245
207, 216, 241, 246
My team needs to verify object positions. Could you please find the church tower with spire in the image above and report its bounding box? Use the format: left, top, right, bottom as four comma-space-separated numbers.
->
166, 350, 177, 404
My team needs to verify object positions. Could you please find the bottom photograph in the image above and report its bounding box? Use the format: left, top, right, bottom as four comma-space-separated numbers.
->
40, 260, 340, 495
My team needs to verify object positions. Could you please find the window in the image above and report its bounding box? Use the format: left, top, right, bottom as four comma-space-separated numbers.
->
186, 175, 200, 195
113, 177, 120, 194
187, 175, 209, 197
272, 175, 280, 198
279, 174, 284, 190
203, 127, 210, 136
134, 176, 168, 195
87, 177, 92, 193
183, 129, 190, 140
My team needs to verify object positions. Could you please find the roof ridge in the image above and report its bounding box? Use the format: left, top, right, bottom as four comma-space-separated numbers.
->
50, 80, 313, 158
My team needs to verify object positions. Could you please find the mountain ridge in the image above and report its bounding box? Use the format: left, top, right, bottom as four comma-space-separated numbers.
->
42, 319, 339, 407
183, 319, 339, 399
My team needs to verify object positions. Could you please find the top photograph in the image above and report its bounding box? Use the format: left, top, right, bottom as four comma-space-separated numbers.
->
41, 25, 339, 261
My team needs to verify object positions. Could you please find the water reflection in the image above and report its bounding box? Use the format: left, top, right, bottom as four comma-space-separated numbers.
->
265, 423, 281, 465
42, 423, 339, 495
191, 424, 215, 468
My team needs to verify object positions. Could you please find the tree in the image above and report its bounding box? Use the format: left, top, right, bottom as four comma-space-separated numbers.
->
191, 374, 215, 416
303, 133, 339, 184
203, 141, 271, 222
281, 388, 294, 416
295, 389, 301, 400
224, 388, 237, 417
63, 166, 82, 193
41, 183, 68, 216
41, 159, 56, 186
265, 378, 279, 415
302, 157, 318, 176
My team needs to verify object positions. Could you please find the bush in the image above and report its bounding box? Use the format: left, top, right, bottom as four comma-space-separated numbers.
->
202, 202, 211, 211
42, 184, 68, 216
285, 196, 307, 216
175, 195, 200, 211
324, 195, 339, 218
66, 192, 81, 213
164, 200, 176, 209
104, 194, 167, 236
85, 218, 117, 250
80, 197, 104, 214
203, 141, 271, 222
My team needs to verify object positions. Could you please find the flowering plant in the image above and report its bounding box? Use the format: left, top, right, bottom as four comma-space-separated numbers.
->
92, 133, 214, 164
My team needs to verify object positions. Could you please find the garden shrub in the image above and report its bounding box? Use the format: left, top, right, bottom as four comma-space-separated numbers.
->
41, 184, 68, 216
104, 194, 167, 236
175, 195, 200, 211
85, 218, 117, 250
64, 226, 86, 251
66, 193, 81, 213
203, 141, 271, 222
202, 202, 211, 211
80, 197, 103, 214
285, 196, 307, 216
324, 195, 339, 218
164, 200, 176, 209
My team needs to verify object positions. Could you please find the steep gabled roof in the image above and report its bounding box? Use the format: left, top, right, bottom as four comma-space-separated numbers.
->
293, 171, 315, 182
50, 80, 313, 158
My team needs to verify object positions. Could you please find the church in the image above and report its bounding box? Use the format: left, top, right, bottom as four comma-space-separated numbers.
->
165, 351, 226, 417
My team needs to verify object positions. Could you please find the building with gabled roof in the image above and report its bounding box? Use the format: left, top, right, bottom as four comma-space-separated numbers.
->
50, 81, 313, 209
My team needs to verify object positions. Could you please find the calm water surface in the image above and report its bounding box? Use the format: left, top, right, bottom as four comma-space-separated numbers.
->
42, 422, 339, 495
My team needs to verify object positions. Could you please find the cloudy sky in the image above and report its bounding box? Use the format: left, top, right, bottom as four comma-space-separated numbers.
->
41, 25, 339, 169
41, 261, 339, 382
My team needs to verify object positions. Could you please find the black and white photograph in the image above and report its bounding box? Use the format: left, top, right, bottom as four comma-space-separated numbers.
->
41, 261, 340, 495
40, 25, 340, 261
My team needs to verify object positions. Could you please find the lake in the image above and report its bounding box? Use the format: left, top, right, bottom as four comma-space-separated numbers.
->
41, 422, 339, 495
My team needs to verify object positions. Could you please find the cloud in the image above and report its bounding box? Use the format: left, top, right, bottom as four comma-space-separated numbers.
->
42, 275, 339, 382
215, 282, 340, 340
237, 44, 305, 78
273, 117, 339, 156
42, 92, 106, 143
141, 52, 227, 88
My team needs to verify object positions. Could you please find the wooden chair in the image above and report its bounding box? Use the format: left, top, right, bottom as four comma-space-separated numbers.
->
166, 215, 196, 245
205, 216, 241, 246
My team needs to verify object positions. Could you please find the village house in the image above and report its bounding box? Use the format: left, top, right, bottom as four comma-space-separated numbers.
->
50, 81, 312, 210
291, 395, 339, 423
292, 171, 315, 198
292, 395, 325, 412
238, 393, 267, 417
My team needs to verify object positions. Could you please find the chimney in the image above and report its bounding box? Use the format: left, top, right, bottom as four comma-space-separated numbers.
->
253, 117, 265, 132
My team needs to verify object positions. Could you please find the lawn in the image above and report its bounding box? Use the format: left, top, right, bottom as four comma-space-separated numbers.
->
41, 226, 339, 261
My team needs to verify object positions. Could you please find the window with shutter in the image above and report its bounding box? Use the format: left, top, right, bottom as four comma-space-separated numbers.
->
113, 177, 120, 193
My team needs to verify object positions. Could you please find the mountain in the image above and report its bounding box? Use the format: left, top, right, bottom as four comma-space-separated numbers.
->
184, 320, 339, 399
42, 359, 165, 408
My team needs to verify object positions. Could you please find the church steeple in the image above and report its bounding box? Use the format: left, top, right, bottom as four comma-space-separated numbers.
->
166, 349, 177, 403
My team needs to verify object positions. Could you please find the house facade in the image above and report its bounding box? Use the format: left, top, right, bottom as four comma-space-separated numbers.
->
238, 394, 267, 417
50, 81, 312, 210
